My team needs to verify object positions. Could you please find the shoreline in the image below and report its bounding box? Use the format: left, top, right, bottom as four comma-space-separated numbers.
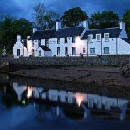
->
8, 65, 130, 99
10, 65, 130, 87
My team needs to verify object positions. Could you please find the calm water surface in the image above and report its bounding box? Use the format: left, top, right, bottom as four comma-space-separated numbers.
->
0, 75, 130, 130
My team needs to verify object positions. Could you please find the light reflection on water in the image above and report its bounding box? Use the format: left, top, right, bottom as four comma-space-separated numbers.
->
11, 82, 130, 121
1, 79, 130, 130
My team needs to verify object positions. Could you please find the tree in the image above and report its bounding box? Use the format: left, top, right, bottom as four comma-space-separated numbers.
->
62, 7, 88, 27
0, 16, 32, 54
0, 16, 15, 54
90, 11, 119, 29
123, 10, 130, 38
33, 3, 46, 28
33, 3, 60, 29
12, 18, 32, 39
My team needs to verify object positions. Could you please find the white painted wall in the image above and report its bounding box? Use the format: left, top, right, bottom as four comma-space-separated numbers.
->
87, 38, 130, 56
13, 41, 24, 58
118, 38, 130, 54
49, 36, 87, 56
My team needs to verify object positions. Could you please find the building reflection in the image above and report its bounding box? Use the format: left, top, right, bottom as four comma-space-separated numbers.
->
3, 82, 129, 120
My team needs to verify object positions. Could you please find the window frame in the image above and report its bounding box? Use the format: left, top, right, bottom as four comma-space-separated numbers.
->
57, 38, 60, 44
88, 34, 93, 42
65, 47, 68, 55
90, 48, 95, 55
72, 36, 76, 43
104, 33, 109, 42
104, 47, 109, 54
83, 48, 86, 54
45, 39, 49, 47
72, 47, 76, 55
17, 49, 20, 56
96, 34, 101, 41
57, 47, 60, 55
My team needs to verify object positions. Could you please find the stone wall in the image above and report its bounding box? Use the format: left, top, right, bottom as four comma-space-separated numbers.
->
8, 55, 130, 66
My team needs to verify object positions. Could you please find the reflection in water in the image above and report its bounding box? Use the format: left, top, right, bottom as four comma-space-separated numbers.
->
1, 82, 130, 121
27, 87, 33, 99
75, 93, 86, 107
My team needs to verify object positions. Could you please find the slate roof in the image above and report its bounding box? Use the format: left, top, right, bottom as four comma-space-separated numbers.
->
122, 38, 130, 44
81, 27, 122, 39
31, 27, 84, 40
40, 45, 51, 51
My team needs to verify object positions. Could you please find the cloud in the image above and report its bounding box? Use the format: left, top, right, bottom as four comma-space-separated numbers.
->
0, 0, 130, 20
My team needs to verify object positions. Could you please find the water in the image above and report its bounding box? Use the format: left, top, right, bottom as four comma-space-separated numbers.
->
0, 74, 130, 130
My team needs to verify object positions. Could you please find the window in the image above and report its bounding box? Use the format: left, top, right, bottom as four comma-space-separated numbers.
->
65, 37, 67, 43
17, 49, 20, 56
88, 35, 93, 42
96, 34, 101, 41
57, 38, 60, 44
104, 47, 109, 54
72, 47, 76, 55
83, 48, 86, 53
72, 36, 76, 43
38, 40, 41, 46
39, 50, 41, 56
65, 47, 68, 55
90, 48, 95, 54
57, 47, 60, 55
32, 42, 34, 47
45, 39, 49, 47
104, 33, 109, 41
32, 49, 35, 56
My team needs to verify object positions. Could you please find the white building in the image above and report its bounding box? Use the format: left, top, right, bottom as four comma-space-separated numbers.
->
81, 21, 130, 56
13, 20, 130, 58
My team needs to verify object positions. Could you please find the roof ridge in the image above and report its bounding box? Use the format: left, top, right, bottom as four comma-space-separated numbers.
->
88, 27, 120, 31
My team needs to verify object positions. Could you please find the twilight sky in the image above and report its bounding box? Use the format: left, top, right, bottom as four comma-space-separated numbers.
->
0, 0, 130, 20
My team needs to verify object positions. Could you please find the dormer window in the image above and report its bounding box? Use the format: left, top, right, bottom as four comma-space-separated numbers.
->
65, 37, 67, 43
96, 34, 101, 41
72, 36, 76, 43
45, 39, 49, 47
57, 38, 60, 44
104, 33, 109, 41
88, 34, 93, 42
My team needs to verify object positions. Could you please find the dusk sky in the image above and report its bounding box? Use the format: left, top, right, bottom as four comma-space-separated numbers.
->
0, 0, 130, 20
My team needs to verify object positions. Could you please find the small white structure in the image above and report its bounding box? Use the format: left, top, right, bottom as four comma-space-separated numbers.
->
13, 20, 130, 58
13, 36, 52, 58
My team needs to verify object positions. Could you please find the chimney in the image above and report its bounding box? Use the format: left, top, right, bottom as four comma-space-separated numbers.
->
120, 21, 126, 30
82, 20, 89, 29
56, 20, 61, 31
17, 35, 21, 42
33, 28, 37, 33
